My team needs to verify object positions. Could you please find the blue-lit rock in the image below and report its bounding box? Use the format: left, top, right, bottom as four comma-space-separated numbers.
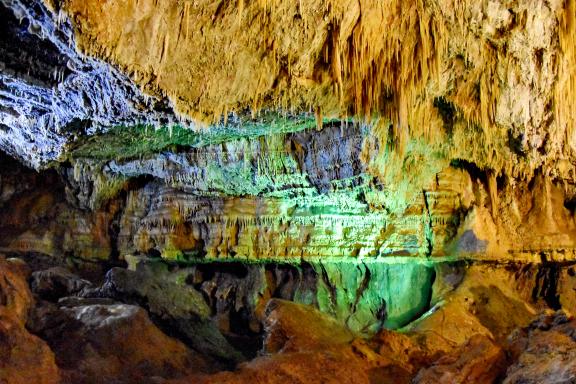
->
0, 0, 180, 167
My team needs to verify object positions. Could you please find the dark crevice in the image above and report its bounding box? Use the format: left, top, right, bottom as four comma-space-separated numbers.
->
351, 264, 371, 315
433, 97, 456, 135
422, 190, 433, 257
532, 254, 562, 310
319, 263, 338, 310
106, 190, 127, 262
450, 158, 487, 184
0, 2, 72, 88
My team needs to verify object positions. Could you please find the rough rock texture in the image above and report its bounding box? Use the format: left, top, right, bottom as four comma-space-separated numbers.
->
404, 265, 538, 350
4, 253, 576, 383
503, 310, 576, 384
413, 335, 506, 384
0, 257, 60, 384
169, 300, 415, 384
1, 0, 576, 382
50, 0, 574, 163
30, 266, 92, 301
0, 0, 181, 167
0, 0, 575, 267
91, 264, 245, 365
262, 299, 355, 353
4, 121, 573, 266
88, 257, 434, 336
27, 300, 213, 384
167, 296, 544, 384
3, 0, 570, 202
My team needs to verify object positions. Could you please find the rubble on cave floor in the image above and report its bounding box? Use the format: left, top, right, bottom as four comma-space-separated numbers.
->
2, 255, 576, 384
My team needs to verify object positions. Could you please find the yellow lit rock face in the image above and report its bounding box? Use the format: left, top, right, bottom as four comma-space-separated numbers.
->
3, 121, 576, 264
1, 0, 576, 286
53, 0, 576, 178
4, 2, 576, 381
31, 0, 576, 264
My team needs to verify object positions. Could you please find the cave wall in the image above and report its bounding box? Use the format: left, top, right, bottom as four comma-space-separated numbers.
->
0, 0, 575, 342
2, 119, 576, 267
0, 1, 575, 272
47, 0, 576, 179
0, 1, 573, 265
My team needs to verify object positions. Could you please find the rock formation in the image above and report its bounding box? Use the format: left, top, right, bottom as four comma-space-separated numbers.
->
0, 0, 576, 382
0, 258, 60, 384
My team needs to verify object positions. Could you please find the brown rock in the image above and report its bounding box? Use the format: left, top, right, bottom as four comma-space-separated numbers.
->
503, 310, 576, 384
0, 317, 61, 384
175, 350, 398, 384
0, 258, 34, 323
32, 302, 213, 383
404, 265, 536, 353
30, 266, 93, 301
367, 329, 432, 371
95, 265, 244, 364
413, 334, 506, 384
168, 300, 413, 384
262, 298, 354, 353
0, 257, 60, 384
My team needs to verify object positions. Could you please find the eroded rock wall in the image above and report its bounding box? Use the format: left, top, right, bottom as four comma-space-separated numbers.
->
0, 0, 575, 267
42, 0, 576, 180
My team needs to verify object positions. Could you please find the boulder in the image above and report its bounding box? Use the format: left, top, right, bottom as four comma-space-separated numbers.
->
503, 310, 576, 384
30, 267, 93, 301
0, 316, 61, 384
413, 334, 506, 384
403, 265, 536, 354
0, 258, 60, 384
93, 265, 244, 365
263, 298, 354, 353
168, 300, 414, 384
30, 301, 213, 384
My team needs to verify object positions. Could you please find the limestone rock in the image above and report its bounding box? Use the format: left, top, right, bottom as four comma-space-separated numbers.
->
0, 0, 180, 167
0, 258, 60, 384
413, 334, 506, 384
93, 264, 244, 365
404, 265, 537, 353
2, 0, 576, 382
262, 299, 354, 353
0, 317, 61, 384
30, 266, 93, 301
30, 301, 212, 384
169, 300, 413, 384
0, 258, 33, 322
503, 310, 576, 384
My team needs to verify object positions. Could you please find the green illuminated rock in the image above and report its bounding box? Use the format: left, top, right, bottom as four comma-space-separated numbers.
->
313, 261, 435, 332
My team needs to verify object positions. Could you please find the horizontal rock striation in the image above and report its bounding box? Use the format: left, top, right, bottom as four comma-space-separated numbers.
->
1, 0, 576, 382
2, 118, 576, 266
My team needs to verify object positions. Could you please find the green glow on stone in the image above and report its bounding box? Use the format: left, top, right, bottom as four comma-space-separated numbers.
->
64, 115, 465, 333
66, 114, 335, 162
158, 256, 442, 333
303, 260, 433, 332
